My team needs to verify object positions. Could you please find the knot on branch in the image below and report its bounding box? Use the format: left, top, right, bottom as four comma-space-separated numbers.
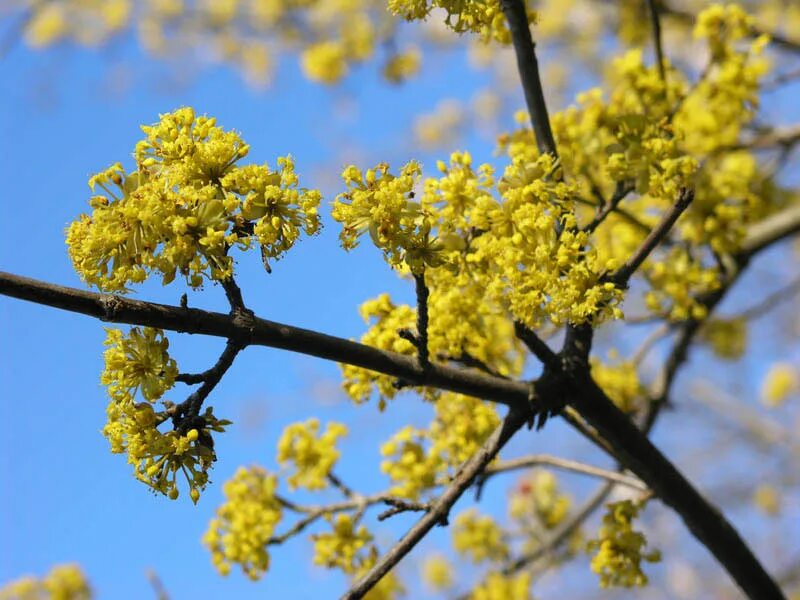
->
99, 294, 124, 322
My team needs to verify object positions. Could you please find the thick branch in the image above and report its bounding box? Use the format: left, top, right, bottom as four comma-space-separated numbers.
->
0, 271, 532, 410
500, 0, 558, 157
341, 409, 528, 599
0, 269, 785, 597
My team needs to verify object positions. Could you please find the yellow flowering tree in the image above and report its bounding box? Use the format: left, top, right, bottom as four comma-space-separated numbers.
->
3, 1, 800, 599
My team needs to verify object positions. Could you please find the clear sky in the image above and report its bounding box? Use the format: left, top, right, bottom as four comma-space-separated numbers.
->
1, 13, 799, 600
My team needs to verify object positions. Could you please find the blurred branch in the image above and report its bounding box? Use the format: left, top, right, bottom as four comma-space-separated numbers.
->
483, 454, 648, 491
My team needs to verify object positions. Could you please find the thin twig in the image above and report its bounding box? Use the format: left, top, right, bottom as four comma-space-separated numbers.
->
514, 321, 560, 370
646, 0, 667, 84
341, 409, 528, 599
581, 182, 634, 234
483, 454, 647, 491
174, 339, 243, 422
503, 482, 613, 575
609, 188, 694, 287
735, 275, 800, 321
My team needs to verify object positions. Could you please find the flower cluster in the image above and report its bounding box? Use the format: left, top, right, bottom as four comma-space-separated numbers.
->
311, 514, 374, 573
333, 161, 459, 274
700, 317, 748, 360
388, 0, 536, 44
470, 572, 532, 600
0, 564, 92, 600
590, 353, 644, 413
452, 509, 509, 563
101, 327, 229, 502
67, 107, 320, 291
421, 555, 454, 590
587, 500, 661, 588
18, 0, 423, 87
509, 470, 572, 530
203, 466, 283, 580
341, 286, 522, 408
380, 393, 499, 498
277, 419, 348, 490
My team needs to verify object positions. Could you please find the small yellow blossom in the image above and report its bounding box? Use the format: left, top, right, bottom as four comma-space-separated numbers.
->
760, 363, 799, 407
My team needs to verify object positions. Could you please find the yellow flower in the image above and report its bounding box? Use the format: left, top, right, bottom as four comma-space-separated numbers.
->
760, 363, 799, 407
312, 514, 373, 573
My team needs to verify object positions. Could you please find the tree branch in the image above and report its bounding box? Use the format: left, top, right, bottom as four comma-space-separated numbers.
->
341, 409, 528, 599
0, 269, 785, 597
646, 0, 667, 83
500, 0, 558, 157
608, 188, 694, 288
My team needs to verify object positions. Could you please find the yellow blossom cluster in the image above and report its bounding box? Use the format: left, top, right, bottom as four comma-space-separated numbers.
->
380, 393, 499, 498
101, 327, 230, 502
700, 317, 748, 360
590, 354, 644, 413
67, 107, 320, 291
341, 284, 521, 408
760, 363, 799, 407
335, 151, 623, 339
388, 0, 536, 44
413, 100, 466, 150
452, 509, 509, 563
17, 0, 422, 87
311, 514, 374, 573
101, 326, 177, 402
277, 419, 348, 490
23, 0, 129, 48
203, 466, 283, 580
509, 470, 572, 530
0, 564, 91, 600
587, 500, 661, 588
421, 554, 454, 590
470, 571, 532, 600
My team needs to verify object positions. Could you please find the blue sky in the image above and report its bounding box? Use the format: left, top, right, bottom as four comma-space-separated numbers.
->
1, 14, 799, 600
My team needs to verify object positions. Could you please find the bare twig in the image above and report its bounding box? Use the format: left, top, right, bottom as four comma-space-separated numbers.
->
646, 0, 667, 84
735, 275, 800, 321
342, 409, 528, 599
581, 182, 635, 234
483, 454, 647, 491
0, 270, 787, 598
504, 482, 613, 575
173, 339, 243, 422
608, 188, 694, 288
514, 321, 560, 370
